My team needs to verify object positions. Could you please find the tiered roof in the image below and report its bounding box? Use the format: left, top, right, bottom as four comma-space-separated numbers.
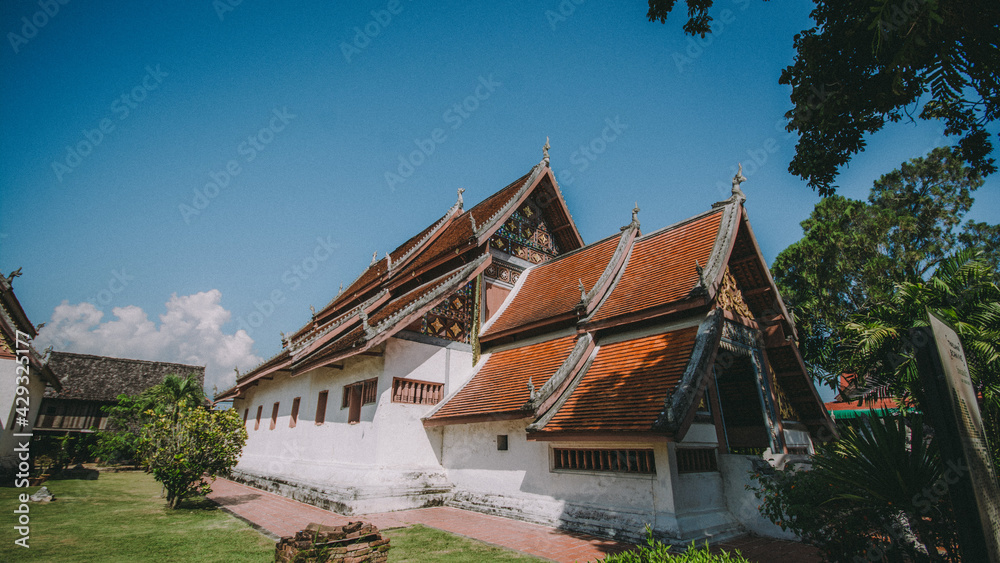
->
427, 187, 836, 441
216, 160, 583, 401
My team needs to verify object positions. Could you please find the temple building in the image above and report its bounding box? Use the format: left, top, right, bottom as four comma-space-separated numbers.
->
0, 270, 61, 472
215, 153, 835, 542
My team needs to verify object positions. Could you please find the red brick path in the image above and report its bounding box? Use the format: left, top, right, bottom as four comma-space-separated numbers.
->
206, 477, 820, 562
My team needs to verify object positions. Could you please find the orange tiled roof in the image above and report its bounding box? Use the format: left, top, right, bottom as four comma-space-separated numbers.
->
428, 334, 578, 421
537, 326, 699, 433
483, 233, 622, 336
589, 209, 724, 323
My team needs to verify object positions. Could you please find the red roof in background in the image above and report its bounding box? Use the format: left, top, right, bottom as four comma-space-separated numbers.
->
825, 397, 900, 412
537, 326, 699, 433
483, 233, 622, 336
428, 335, 578, 421
589, 209, 724, 324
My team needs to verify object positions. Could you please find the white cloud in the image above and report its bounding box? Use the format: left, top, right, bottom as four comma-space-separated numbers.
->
36, 290, 262, 396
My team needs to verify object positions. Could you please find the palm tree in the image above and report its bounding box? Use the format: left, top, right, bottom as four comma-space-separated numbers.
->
151, 373, 207, 421
839, 248, 1000, 466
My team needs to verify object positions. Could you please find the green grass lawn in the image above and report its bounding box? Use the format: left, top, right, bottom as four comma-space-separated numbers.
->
0, 471, 545, 562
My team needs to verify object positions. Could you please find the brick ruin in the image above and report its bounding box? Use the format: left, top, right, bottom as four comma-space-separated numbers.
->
275, 521, 389, 563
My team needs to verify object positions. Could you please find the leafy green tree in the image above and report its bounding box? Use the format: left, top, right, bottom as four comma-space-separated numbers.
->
771, 147, 993, 386
139, 406, 247, 508
93, 373, 206, 466
646, 0, 1000, 194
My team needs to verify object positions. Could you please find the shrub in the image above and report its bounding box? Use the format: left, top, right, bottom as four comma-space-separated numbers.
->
750, 415, 961, 561
139, 406, 247, 508
595, 526, 750, 562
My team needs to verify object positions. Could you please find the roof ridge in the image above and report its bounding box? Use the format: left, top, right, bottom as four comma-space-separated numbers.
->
470, 163, 545, 240
579, 222, 638, 311
49, 350, 205, 370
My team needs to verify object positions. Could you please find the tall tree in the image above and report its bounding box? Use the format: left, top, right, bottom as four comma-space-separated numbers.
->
647, 0, 1000, 195
772, 147, 993, 385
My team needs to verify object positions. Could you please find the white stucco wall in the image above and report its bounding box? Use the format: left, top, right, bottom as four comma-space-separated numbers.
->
0, 356, 47, 471
718, 454, 798, 540
229, 333, 473, 513
442, 419, 695, 541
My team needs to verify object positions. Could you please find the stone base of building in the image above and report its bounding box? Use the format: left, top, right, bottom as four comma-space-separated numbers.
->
227, 466, 453, 515
447, 489, 743, 545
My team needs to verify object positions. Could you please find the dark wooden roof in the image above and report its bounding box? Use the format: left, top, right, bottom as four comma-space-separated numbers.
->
45, 351, 205, 401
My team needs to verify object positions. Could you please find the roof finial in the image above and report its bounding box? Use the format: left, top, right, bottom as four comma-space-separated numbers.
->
386, 251, 392, 270
542, 137, 550, 166
234, 366, 240, 377
623, 202, 641, 231
732, 163, 747, 202
280, 331, 287, 347
310, 305, 316, 317
456, 188, 465, 210
5, 267, 22, 284
359, 308, 372, 335
470, 213, 477, 232
370, 251, 378, 266
338, 283, 344, 295
527, 375, 537, 401
579, 279, 587, 302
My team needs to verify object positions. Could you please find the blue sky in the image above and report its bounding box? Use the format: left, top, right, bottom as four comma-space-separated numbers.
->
2, 0, 997, 393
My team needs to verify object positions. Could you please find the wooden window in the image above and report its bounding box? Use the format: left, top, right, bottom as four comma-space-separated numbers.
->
343, 378, 378, 407
315, 391, 328, 424
243, 408, 248, 424
552, 448, 656, 474
290, 397, 300, 428
676, 448, 719, 473
342, 378, 378, 424
497, 435, 509, 451
391, 377, 444, 405
254, 405, 262, 431
270, 402, 279, 430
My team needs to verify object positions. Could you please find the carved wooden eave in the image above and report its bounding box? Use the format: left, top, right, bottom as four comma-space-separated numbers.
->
292, 255, 491, 376
521, 333, 595, 414
576, 222, 639, 319
651, 309, 724, 440
290, 290, 390, 362
523, 340, 599, 434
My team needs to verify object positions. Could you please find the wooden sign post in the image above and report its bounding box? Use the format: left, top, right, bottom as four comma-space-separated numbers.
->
913, 310, 1000, 562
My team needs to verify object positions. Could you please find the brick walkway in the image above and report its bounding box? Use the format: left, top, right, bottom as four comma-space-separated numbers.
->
206, 477, 819, 562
